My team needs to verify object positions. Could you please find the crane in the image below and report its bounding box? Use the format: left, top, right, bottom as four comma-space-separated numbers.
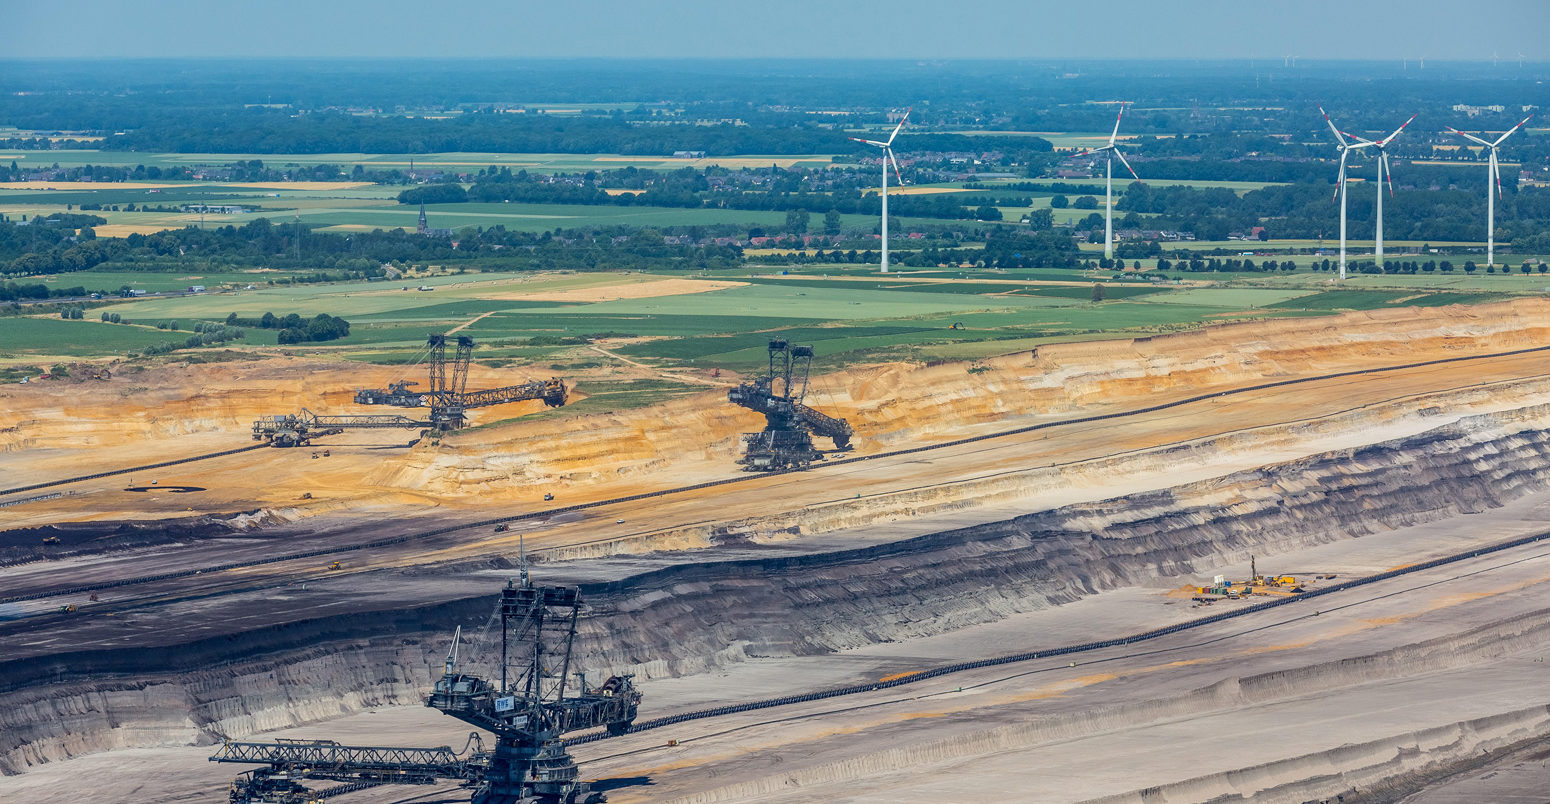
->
727, 338, 853, 471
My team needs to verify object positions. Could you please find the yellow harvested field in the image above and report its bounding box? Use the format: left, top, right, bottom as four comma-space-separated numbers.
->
92, 223, 188, 237
888, 187, 976, 196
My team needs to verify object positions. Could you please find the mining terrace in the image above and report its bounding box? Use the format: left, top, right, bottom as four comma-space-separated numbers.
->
5, 300, 1550, 802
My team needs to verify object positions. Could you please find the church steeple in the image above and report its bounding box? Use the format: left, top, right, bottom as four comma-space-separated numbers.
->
417, 202, 428, 235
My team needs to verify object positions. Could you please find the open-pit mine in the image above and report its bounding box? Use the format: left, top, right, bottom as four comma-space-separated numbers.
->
5, 300, 1550, 803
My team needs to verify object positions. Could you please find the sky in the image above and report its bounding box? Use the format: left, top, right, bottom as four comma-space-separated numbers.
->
8, 0, 1548, 61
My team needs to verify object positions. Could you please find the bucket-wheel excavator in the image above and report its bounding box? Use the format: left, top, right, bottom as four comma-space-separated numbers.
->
254, 334, 567, 447
355, 334, 568, 417
212, 572, 640, 804
727, 338, 853, 471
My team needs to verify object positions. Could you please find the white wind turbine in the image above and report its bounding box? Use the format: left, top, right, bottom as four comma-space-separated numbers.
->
1071, 102, 1141, 262
1321, 108, 1415, 276
1446, 114, 1533, 268
1319, 106, 1373, 281
850, 108, 911, 273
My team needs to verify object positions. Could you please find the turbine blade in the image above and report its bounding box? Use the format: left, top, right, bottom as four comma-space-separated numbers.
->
887, 148, 905, 185
1319, 106, 1348, 146
1109, 103, 1126, 146
1493, 154, 1504, 199
1446, 127, 1492, 146
886, 107, 912, 146
1493, 114, 1534, 146
1384, 152, 1395, 197
1378, 114, 1417, 146
1113, 147, 1140, 181
1334, 149, 1348, 202
849, 137, 888, 147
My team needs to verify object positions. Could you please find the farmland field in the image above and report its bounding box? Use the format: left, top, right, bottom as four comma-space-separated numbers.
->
16, 249, 1537, 373
0, 180, 878, 236
0, 317, 204, 356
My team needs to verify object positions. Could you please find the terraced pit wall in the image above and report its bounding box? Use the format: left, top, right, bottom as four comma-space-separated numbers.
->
7, 404, 1550, 773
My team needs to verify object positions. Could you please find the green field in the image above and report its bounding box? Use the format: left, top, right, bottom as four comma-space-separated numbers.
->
0, 180, 878, 236
1264, 289, 1511, 311
0, 317, 201, 357
5, 267, 1332, 369
7, 256, 1537, 407
34, 270, 313, 293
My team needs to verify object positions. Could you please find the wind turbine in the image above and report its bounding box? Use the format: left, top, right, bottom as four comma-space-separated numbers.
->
1365, 113, 1417, 268
849, 108, 910, 273
1446, 114, 1533, 268
1319, 106, 1372, 281
1071, 102, 1140, 261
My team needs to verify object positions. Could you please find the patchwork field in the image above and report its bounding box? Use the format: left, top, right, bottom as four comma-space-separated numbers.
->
7, 261, 1537, 383
0, 179, 880, 235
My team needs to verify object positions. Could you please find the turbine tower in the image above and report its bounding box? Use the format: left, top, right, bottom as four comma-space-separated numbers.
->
1366, 114, 1417, 268
1446, 114, 1533, 268
1071, 103, 1141, 262
849, 108, 910, 273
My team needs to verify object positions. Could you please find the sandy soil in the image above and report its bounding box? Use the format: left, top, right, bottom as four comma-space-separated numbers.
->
7, 299, 1550, 533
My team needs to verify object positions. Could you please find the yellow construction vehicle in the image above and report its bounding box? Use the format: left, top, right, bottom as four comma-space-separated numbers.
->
328, 561, 342, 571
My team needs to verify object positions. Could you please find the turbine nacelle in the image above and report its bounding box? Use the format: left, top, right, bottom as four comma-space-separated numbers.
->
1068, 103, 1141, 183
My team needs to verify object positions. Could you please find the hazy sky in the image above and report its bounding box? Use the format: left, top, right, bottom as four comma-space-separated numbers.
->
9, 0, 1547, 61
